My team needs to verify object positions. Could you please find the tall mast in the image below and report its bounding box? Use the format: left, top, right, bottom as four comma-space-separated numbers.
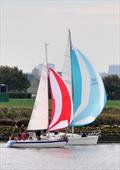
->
68, 30, 73, 98
68, 30, 74, 134
45, 42, 50, 133
45, 43, 48, 66
68, 30, 72, 55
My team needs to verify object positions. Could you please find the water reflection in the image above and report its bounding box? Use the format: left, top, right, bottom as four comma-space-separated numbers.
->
1, 143, 120, 170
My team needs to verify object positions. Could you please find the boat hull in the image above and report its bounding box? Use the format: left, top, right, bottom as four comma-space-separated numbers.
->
53, 133, 98, 145
67, 134, 98, 145
6, 139, 68, 148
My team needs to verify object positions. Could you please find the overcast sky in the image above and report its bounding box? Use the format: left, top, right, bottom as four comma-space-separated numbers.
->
0, 0, 119, 73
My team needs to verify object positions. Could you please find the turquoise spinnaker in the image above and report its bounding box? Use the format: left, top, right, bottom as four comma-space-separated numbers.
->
62, 31, 107, 127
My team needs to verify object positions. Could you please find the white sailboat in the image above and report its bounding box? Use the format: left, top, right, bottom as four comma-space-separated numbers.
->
6, 44, 73, 148
61, 30, 107, 145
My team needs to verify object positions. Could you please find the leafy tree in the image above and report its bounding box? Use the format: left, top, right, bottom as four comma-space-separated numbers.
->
0, 66, 30, 92
103, 75, 120, 100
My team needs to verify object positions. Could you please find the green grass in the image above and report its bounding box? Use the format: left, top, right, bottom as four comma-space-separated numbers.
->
0, 100, 119, 140
0, 99, 34, 108
0, 99, 120, 109
106, 100, 120, 109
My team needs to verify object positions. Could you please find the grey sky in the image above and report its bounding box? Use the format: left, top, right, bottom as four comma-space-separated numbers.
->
0, 0, 119, 73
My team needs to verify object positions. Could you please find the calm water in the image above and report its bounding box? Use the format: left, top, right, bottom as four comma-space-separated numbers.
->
0, 143, 119, 170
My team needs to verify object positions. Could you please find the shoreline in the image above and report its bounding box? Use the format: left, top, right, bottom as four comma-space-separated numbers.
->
0, 134, 120, 143
0, 105, 120, 144
98, 134, 120, 143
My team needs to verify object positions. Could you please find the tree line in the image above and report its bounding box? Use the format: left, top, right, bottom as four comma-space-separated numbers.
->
0, 66, 30, 92
0, 66, 120, 100
103, 75, 120, 100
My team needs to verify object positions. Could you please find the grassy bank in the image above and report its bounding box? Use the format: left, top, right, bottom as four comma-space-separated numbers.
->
0, 124, 120, 141
105, 100, 120, 109
0, 99, 120, 109
0, 99, 34, 108
0, 100, 120, 141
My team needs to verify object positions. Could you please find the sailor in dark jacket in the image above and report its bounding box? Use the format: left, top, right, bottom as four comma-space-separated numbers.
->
35, 130, 41, 140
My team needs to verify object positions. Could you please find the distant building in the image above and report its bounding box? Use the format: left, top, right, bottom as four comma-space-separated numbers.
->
100, 72, 108, 78
28, 63, 56, 94
27, 73, 34, 83
33, 63, 55, 75
48, 63, 55, 70
108, 65, 120, 76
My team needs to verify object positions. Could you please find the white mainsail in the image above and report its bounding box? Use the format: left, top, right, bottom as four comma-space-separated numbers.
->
62, 30, 72, 99
27, 64, 48, 130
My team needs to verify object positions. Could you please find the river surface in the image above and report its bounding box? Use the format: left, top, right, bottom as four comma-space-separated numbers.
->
0, 143, 119, 170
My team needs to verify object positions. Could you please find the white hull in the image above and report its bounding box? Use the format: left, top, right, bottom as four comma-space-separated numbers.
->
67, 134, 98, 145
6, 139, 67, 148
53, 133, 98, 145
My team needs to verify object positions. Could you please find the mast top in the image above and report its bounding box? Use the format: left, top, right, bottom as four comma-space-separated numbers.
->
68, 30, 72, 51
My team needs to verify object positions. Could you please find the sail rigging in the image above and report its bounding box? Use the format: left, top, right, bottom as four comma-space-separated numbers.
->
62, 31, 107, 127
27, 64, 73, 131
62, 30, 73, 98
48, 68, 73, 131
71, 48, 107, 126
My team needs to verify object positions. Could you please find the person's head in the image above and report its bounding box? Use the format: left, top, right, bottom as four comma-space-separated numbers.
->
15, 124, 18, 128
